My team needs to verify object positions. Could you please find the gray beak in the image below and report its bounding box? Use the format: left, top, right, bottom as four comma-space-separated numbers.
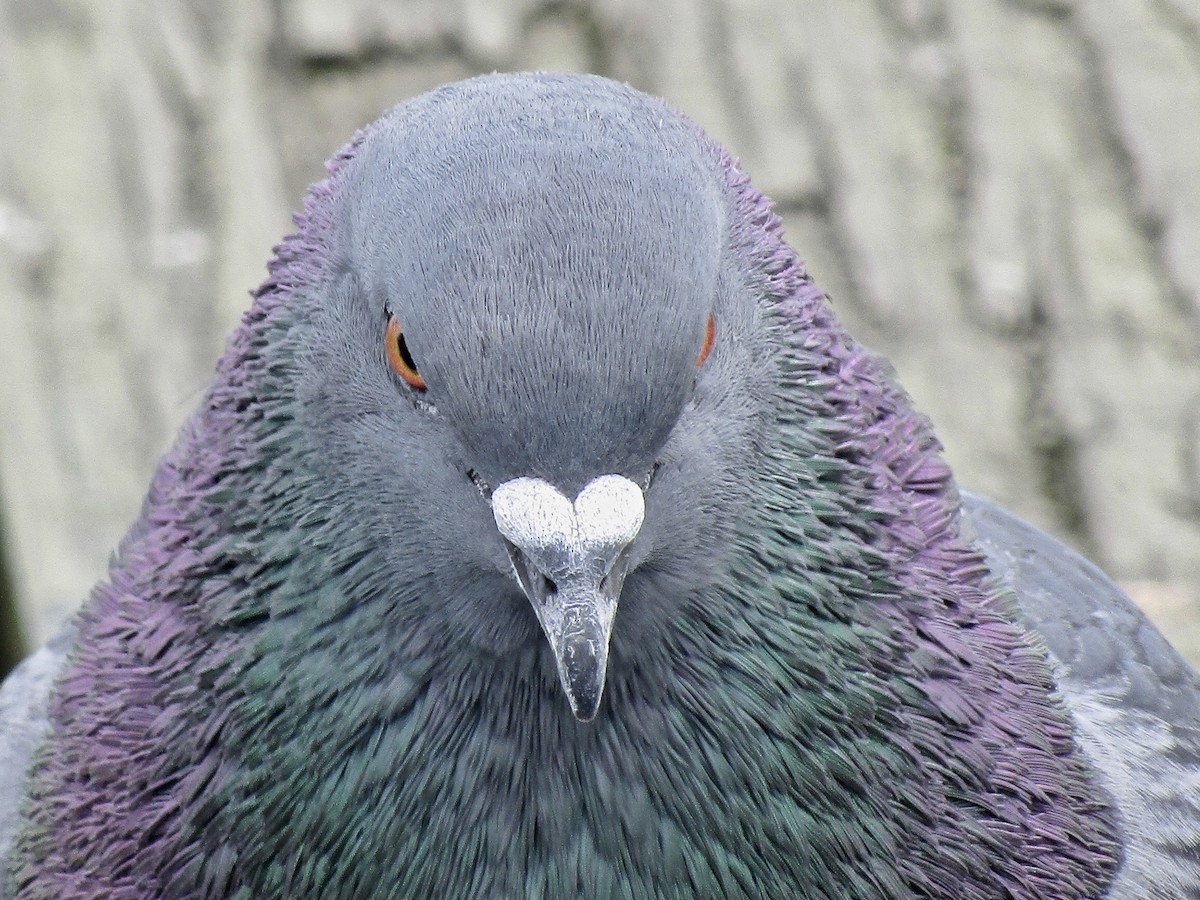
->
491, 475, 645, 721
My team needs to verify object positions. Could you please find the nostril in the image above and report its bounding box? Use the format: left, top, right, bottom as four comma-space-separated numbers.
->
542, 574, 558, 595
640, 461, 661, 491
467, 467, 493, 499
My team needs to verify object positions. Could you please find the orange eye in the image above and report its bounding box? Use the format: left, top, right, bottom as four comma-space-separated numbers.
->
385, 313, 426, 391
695, 312, 716, 368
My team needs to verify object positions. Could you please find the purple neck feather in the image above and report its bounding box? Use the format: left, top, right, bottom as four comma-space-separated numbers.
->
9, 119, 383, 897
718, 147, 1117, 896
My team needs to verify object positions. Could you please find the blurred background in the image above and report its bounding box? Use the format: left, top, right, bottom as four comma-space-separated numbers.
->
1, 0, 1198, 677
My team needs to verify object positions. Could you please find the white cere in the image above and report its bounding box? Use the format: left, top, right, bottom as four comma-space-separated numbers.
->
491, 475, 645, 579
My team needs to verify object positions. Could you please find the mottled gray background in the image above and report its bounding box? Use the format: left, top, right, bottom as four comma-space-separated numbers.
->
1, 0, 1198, 677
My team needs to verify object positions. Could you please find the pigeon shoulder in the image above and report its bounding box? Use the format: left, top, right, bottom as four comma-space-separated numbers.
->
0, 623, 75, 893
961, 491, 1200, 898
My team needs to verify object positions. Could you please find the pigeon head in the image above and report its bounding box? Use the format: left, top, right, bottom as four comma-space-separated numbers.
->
293, 73, 776, 721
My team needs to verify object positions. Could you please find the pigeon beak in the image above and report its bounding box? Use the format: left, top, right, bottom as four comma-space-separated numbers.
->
513, 565, 626, 721
490, 475, 645, 722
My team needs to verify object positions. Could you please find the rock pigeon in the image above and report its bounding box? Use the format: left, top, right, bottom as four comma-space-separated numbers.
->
2, 72, 1198, 899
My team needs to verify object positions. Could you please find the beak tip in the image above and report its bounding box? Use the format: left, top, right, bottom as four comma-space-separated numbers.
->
567, 686, 603, 722
571, 704, 600, 723
561, 652, 607, 723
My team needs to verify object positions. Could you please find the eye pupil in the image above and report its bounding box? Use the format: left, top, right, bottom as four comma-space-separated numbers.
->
396, 332, 419, 373
385, 313, 427, 391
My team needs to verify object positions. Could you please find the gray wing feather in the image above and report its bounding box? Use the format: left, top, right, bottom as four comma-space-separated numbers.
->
961, 491, 1200, 899
0, 623, 75, 895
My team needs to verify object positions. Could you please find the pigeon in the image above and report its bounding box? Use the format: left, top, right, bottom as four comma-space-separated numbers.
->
1, 71, 1198, 899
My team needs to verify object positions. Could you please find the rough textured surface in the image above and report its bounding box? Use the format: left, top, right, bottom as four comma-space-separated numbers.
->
0, 1, 1197, 670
